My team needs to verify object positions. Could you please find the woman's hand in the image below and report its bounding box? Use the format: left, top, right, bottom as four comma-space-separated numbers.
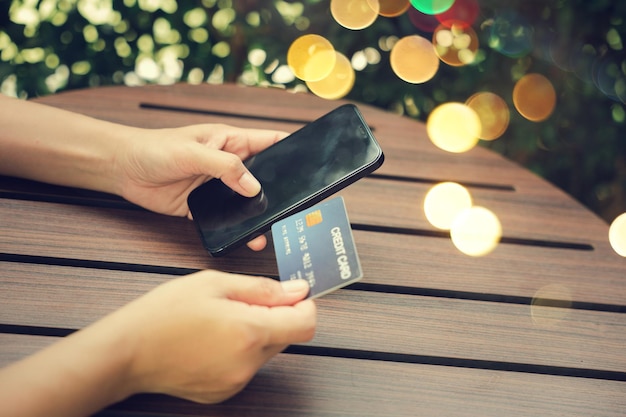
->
114, 124, 286, 219
112, 124, 287, 251
0, 272, 316, 417
112, 271, 316, 403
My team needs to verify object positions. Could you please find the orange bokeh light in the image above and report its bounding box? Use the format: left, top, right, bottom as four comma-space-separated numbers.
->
513, 73, 557, 122
378, 0, 411, 17
390, 35, 440, 84
433, 22, 479, 67
465, 92, 510, 140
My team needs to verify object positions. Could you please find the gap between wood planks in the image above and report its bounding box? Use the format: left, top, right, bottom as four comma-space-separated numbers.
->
1, 322, 625, 382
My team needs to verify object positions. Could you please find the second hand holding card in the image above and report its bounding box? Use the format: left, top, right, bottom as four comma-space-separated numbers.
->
271, 196, 362, 299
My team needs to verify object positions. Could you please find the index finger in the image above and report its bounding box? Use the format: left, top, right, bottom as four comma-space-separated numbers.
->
257, 299, 317, 346
222, 127, 289, 160
186, 149, 261, 197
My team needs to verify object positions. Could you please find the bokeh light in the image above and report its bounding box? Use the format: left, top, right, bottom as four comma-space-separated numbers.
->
330, 0, 380, 30
351, 47, 381, 71
272, 65, 296, 84
306, 51, 355, 100
248, 48, 267, 67
390, 35, 439, 84
465, 92, 510, 140
410, 0, 455, 15
379, 0, 411, 17
609, 212, 626, 257
433, 22, 479, 67
593, 55, 626, 103
513, 73, 557, 122
450, 206, 502, 256
436, 0, 479, 28
424, 182, 473, 230
407, 7, 441, 32
212, 7, 236, 33
287, 34, 336, 82
426, 102, 481, 153
488, 10, 534, 58
531, 284, 573, 327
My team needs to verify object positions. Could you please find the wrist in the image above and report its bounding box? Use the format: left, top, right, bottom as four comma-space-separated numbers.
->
98, 124, 142, 198
0, 312, 139, 417
71, 307, 143, 405
0, 97, 135, 196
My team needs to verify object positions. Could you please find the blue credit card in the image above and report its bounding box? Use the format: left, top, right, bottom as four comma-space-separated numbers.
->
271, 196, 363, 299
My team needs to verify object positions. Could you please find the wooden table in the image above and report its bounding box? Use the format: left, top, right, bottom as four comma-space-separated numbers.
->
1, 83, 625, 416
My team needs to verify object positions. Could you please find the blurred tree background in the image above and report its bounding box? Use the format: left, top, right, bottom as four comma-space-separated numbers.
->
1, 0, 625, 223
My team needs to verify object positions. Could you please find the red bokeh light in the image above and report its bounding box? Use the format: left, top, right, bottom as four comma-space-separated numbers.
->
436, 0, 480, 29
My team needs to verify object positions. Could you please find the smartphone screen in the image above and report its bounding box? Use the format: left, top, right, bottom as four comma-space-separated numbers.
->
188, 104, 384, 256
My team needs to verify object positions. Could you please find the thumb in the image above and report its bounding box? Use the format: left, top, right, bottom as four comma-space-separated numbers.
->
218, 275, 316, 346
222, 276, 310, 307
190, 148, 261, 197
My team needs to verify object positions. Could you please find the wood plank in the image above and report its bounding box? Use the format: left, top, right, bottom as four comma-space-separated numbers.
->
355, 231, 626, 307
1, 334, 624, 417
2, 262, 625, 373
1, 199, 624, 305
107, 355, 626, 417
0, 173, 606, 246
342, 178, 608, 246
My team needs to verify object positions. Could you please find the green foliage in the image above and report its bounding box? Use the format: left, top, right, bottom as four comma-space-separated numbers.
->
1, 0, 624, 222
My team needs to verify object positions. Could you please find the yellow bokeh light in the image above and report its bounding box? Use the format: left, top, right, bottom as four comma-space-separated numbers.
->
71, 60, 91, 75
390, 35, 440, 84
424, 182, 473, 230
609, 212, 626, 257
450, 206, 502, 256
212, 7, 236, 32
287, 34, 336, 82
330, 0, 380, 30
306, 51, 355, 100
183, 7, 207, 28
426, 102, 481, 153
465, 92, 510, 140
513, 73, 557, 122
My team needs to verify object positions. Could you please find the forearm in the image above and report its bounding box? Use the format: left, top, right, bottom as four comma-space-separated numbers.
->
0, 316, 135, 417
0, 94, 135, 196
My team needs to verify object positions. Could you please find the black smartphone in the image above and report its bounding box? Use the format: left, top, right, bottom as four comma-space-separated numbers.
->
187, 104, 384, 256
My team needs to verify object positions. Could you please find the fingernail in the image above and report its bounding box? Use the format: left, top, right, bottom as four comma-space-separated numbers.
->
239, 172, 261, 196
281, 279, 310, 294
